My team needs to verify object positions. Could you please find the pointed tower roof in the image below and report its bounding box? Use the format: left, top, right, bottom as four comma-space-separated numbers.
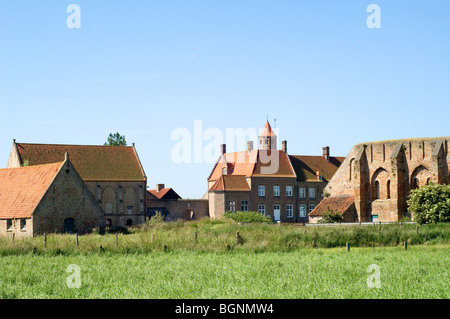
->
259, 121, 277, 137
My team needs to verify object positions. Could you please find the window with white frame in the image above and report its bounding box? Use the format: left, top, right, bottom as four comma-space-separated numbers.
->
309, 204, 316, 213
258, 204, 266, 215
286, 205, 293, 218
241, 201, 248, 212
229, 201, 236, 212
286, 186, 293, 197
309, 187, 316, 199
7, 220, 12, 231
258, 185, 265, 197
273, 185, 280, 197
299, 187, 306, 199
299, 205, 307, 218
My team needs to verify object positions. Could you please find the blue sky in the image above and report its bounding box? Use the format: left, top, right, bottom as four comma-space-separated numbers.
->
0, 1, 449, 198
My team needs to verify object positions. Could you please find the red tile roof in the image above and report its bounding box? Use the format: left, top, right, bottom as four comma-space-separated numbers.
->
148, 188, 181, 200
208, 149, 296, 182
0, 162, 63, 219
252, 150, 296, 177
309, 196, 355, 217
16, 143, 146, 182
259, 121, 277, 137
209, 175, 251, 192
288, 155, 344, 182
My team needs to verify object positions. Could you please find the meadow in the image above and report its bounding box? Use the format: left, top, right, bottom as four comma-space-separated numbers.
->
0, 219, 448, 299
0, 246, 448, 299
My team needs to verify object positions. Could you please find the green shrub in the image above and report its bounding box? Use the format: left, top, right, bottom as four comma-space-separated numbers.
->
407, 183, 450, 224
320, 206, 343, 223
224, 211, 273, 223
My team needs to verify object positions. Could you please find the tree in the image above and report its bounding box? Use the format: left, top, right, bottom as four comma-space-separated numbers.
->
407, 183, 450, 224
104, 132, 127, 146
320, 206, 343, 223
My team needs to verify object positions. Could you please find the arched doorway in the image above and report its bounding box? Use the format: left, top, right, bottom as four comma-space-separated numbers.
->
410, 165, 431, 190
126, 219, 133, 226
64, 218, 75, 234
371, 168, 389, 200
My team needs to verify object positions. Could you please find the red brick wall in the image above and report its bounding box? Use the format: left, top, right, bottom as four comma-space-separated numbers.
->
324, 137, 449, 222
250, 176, 297, 222
147, 199, 209, 220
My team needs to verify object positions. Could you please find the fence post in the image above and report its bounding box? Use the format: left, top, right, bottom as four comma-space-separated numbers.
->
404, 241, 408, 250
346, 242, 350, 252
12, 233, 15, 241
416, 225, 419, 235
194, 231, 198, 244
44, 233, 47, 248
76, 233, 79, 248
236, 231, 243, 245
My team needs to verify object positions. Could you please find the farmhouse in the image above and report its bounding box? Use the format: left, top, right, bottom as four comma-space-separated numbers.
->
310, 136, 450, 223
7, 140, 147, 227
207, 121, 343, 222
0, 153, 103, 238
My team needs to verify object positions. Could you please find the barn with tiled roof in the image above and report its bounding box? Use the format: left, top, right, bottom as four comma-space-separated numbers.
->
0, 155, 103, 237
7, 140, 147, 228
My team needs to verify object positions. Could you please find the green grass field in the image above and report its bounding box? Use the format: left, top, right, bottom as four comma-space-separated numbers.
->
0, 245, 448, 299
0, 220, 448, 299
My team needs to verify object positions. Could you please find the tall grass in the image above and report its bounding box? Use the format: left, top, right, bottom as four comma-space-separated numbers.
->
0, 218, 448, 256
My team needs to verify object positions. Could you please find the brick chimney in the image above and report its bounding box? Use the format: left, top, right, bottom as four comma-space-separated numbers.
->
156, 184, 165, 192
282, 140, 287, 153
65, 152, 70, 168
220, 144, 227, 156
323, 146, 330, 162
247, 141, 254, 152
316, 171, 323, 181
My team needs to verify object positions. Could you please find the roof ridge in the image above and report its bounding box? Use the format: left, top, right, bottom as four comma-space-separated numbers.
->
207, 155, 222, 181
17, 142, 134, 148
0, 161, 64, 171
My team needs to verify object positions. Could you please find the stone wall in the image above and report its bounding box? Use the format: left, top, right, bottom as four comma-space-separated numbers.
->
0, 218, 32, 239
324, 137, 449, 222
87, 181, 146, 227
32, 160, 104, 235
